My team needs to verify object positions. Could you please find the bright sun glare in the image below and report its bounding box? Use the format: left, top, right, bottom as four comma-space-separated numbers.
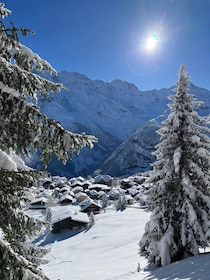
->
146, 34, 157, 50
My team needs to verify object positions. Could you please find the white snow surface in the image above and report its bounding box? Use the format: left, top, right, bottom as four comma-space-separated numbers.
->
10, 151, 31, 171
31, 206, 210, 280
0, 149, 17, 171
0, 149, 31, 171
50, 206, 89, 225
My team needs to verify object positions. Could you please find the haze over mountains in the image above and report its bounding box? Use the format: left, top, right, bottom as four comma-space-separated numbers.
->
30, 71, 210, 178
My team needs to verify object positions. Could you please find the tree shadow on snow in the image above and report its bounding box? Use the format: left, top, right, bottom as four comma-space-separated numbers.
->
33, 228, 85, 246
144, 254, 210, 280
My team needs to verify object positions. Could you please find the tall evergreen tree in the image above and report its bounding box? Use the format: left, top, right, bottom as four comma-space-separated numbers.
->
0, 3, 97, 279
139, 64, 210, 266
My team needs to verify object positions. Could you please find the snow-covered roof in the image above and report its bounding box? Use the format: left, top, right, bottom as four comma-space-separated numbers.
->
59, 194, 74, 203
36, 190, 52, 199
30, 197, 48, 205
51, 209, 89, 224
75, 192, 88, 199
79, 198, 101, 211
93, 174, 112, 184
59, 186, 70, 193
70, 176, 85, 184
108, 188, 120, 195
72, 186, 83, 193
89, 189, 99, 196
129, 187, 139, 196
88, 183, 110, 191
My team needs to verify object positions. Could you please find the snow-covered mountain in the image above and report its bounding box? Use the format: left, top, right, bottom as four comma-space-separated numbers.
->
101, 120, 161, 177
32, 71, 210, 178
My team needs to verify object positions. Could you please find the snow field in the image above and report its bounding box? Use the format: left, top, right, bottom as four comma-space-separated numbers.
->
33, 204, 210, 280
41, 207, 150, 280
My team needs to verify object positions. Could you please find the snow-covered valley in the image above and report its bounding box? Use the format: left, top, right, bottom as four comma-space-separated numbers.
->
24, 174, 210, 280
31, 203, 210, 280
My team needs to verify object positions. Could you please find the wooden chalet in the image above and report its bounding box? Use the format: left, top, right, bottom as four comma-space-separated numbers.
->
51, 210, 89, 233
59, 194, 75, 205
80, 198, 102, 214
29, 197, 48, 209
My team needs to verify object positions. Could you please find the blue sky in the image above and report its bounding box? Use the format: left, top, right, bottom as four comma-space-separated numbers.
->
3, 0, 210, 90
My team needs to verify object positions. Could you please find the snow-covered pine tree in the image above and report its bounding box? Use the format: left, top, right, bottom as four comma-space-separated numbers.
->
89, 211, 95, 226
139, 64, 210, 267
0, 3, 97, 279
101, 192, 108, 212
116, 193, 127, 211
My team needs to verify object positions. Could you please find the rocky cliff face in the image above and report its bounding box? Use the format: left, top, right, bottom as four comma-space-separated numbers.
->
100, 120, 161, 177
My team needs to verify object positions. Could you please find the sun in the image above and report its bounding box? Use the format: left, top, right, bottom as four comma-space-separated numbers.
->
146, 34, 158, 50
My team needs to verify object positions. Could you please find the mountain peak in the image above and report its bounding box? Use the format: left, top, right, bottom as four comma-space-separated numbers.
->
111, 79, 140, 91
33, 71, 210, 178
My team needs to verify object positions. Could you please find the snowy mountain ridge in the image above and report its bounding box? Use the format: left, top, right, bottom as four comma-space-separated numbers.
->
33, 71, 210, 178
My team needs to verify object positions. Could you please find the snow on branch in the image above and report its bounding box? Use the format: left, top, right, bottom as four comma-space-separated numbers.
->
0, 3, 11, 18
0, 148, 31, 172
158, 225, 175, 266
0, 58, 64, 100
0, 89, 98, 166
0, 235, 49, 280
14, 43, 58, 75
0, 149, 17, 171
173, 146, 181, 173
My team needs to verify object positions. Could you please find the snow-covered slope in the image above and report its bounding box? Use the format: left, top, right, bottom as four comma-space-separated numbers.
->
33, 71, 210, 178
39, 207, 150, 280
35, 206, 210, 280
26, 174, 210, 280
